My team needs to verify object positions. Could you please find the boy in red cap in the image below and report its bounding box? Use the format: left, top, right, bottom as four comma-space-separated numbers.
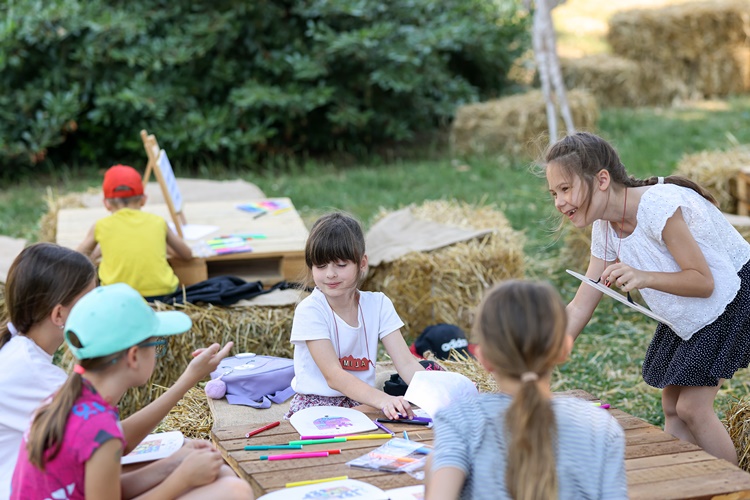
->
77, 164, 193, 300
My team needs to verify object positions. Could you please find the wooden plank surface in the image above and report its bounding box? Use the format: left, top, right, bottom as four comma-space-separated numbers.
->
211, 395, 750, 499
56, 198, 309, 284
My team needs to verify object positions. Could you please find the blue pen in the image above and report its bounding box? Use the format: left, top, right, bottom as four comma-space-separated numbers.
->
403, 430, 409, 441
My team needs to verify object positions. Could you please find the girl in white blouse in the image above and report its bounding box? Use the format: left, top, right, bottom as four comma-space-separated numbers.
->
546, 131, 750, 464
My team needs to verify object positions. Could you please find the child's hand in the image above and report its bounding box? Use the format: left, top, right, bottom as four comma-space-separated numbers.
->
166, 439, 212, 468
184, 342, 234, 384
174, 446, 224, 488
380, 395, 414, 420
602, 263, 647, 293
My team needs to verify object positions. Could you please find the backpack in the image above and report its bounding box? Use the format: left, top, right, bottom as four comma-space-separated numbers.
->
209, 354, 295, 408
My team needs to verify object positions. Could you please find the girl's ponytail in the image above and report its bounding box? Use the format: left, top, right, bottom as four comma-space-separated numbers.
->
0, 325, 11, 350
505, 376, 558, 500
26, 374, 84, 470
473, 281, 567, 500
625, 175, 718, 206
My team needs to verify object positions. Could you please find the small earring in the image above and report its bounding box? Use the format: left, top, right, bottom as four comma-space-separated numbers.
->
59, 324, 65, 330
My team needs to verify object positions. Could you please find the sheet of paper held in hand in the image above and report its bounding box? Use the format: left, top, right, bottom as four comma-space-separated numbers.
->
566, 269, 675, 329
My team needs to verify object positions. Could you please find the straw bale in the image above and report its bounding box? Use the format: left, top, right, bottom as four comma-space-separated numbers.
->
560, 55, 642, 108
560, 224, 593, 273
450, 89, 599, 157
59, 299, 299, 418
723, 397, 750, 472
38, 189, 86, 243
154, 386, 213, 440
608, 1, 750, 103
436, 351, 498, 393
364, 200, 525, 340
674, 146, 750, 213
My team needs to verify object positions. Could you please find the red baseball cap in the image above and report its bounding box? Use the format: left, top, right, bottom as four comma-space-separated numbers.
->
103, 165, 144, 199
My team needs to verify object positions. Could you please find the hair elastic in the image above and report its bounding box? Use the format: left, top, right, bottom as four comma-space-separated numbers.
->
73, 364, 86, 375
7, 322, 18, 337
520, 372, 538, 383
657, 176, 665, 184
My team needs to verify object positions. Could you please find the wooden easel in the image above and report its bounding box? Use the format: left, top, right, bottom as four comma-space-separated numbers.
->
140, 129, 186, 237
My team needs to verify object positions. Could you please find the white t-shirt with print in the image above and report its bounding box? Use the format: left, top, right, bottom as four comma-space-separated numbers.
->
290, 288, 404, 397
0, 335, 67, 499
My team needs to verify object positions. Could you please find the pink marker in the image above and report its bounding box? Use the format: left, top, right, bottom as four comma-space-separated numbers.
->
599, 404, 611, 409
265, 451, 330, 461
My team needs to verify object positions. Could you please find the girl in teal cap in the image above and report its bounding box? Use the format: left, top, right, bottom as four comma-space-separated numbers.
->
10, 283, 253, 500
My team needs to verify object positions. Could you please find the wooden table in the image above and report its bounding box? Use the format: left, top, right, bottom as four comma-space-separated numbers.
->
56, 197, 308, 286
212, 392, 750, 499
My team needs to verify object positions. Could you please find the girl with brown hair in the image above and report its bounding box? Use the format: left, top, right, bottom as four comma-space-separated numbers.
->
426, 280, 626, 499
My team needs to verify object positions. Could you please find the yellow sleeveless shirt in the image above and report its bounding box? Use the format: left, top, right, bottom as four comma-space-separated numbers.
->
95, 208, 178, 297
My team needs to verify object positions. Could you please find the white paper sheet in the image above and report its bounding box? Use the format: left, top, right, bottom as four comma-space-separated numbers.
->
404, 371, 478, 418
168, 222, 219, 241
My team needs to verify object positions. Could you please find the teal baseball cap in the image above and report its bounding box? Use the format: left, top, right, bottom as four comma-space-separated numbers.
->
64, 283, 192, 360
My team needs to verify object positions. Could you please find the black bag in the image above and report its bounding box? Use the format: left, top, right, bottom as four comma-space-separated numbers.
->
160, 276, 293, 306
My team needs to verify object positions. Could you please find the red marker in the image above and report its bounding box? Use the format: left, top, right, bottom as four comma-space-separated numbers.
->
246, 421, 281, 438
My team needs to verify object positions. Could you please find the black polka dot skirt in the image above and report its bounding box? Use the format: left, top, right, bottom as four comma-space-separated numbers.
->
643, 260, 750, 388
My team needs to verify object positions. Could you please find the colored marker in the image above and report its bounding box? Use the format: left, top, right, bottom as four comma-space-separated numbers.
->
288, 437, 347, 446
299, 435, 337, 440
409, 416, 433, 423
246, 421, 280, 438
244, 444, 303, 451
261, 449, 341, 459
373, 419, 395, 436
286, 475, 349, 488
345, 434, 392, 441
262, 451, 330, 461
403, 430, 409, 440
591, 402, 611, 409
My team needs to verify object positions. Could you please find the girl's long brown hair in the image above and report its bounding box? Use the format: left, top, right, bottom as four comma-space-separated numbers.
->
544, 132, 717, 221
0, 243, 96, 349
474, 280, 567, 500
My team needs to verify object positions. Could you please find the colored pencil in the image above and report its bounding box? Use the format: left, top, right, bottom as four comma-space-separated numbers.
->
246, 421, 280, 438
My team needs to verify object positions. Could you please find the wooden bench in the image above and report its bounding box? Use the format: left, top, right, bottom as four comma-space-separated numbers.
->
211, 390, 750, 499
56, 197, 308, 287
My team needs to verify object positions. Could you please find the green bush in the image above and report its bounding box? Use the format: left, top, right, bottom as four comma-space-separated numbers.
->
0, 0, 530, 173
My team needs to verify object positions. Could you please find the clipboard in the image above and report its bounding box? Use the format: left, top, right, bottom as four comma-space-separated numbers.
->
566, 269, 675, 329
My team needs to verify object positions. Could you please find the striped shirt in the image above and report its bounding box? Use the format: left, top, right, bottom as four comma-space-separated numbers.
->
431, 393, 628, 500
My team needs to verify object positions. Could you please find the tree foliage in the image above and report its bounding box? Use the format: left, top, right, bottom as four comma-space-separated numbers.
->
0, 0, 530, 172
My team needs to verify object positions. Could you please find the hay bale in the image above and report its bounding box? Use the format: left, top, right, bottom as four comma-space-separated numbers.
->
673, 146, 750, 214
560, 55, 642, 108
38, 189, 86, 243
724, 397, 750, 472
60, 299, 299, 418
450, 89, 599, 157
364, 200, 525, 339
560, 224, 593, 274
608, 1, 750, 103
155, 386, 213, 440
436, 351, 498, 393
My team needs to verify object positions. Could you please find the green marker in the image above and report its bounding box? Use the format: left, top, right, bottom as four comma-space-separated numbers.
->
288, 437, 347, 446
244, 444, 303, 451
